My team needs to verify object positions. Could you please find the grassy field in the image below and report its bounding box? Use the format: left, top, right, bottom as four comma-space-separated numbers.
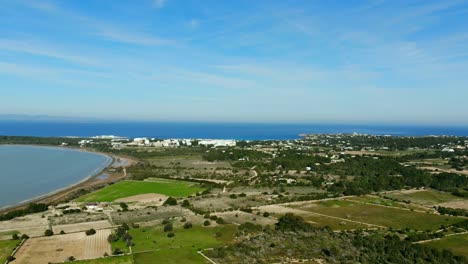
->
0, 240, 19, 263
147, 155, 232, 169
346, 195, 430, 212
300, 213, 370, 230
289, 199, 463, 231
424, 233, 468, 258
130, 224, 237, 264
384, 190, 464, 206
72, 255, 133, 264
77, 179, 204, 202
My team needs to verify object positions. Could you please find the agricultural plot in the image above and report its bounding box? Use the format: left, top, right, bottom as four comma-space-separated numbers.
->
77, 179, 203, 202
257, 204, 369, 231
345, 195, 430, 212
12, 229, 111, 264
72, 255, 133, 264
128, 224, 236, 264
288, 199, 464, 231
147, 155, 232, 169
0, 240, 19, 263
424, 233, 468, 258
384, 190, 464, 206
52, 220, 113, 234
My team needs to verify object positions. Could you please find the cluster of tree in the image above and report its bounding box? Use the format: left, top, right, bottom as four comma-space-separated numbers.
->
62, 208, 81, 214
203, 148, 270, 162
0, 136, 81, 146
404, 231, 445, 242
207, 213, 466, 263
305, 135, 467, 151
437, 207, 468, 217
0, 203, 48, 221
108, 223, 133, 250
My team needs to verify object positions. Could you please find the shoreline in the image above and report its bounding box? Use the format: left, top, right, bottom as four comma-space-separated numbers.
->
0, 145, 129, 213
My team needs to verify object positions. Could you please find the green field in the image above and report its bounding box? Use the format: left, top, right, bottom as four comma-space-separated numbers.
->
0, 240, 19, 263
77, 179, 204, 202
424, 233, 468, 258
289, 199, 463, 231
385, 190, 464, 206
72, 255, 133, 264
130, 224, 236, 264
346, 195, 430, 212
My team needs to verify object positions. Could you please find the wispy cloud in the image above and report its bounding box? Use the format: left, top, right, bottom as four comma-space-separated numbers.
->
153, 0, 166, 9
0, 39, 100, 66
95, 28, 176, 46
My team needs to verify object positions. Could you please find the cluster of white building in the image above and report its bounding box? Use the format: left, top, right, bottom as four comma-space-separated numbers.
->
121, 138, 237, 148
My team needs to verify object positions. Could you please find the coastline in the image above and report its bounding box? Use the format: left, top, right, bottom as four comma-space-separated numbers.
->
0, 145, 127, 213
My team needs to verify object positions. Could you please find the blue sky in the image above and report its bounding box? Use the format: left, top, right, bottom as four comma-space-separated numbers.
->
0, 0, 467, 124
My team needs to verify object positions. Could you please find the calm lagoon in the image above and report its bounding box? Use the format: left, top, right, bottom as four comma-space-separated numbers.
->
0, 145, 111, 209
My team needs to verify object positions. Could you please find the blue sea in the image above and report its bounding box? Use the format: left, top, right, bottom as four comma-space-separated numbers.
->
0, 145, 111, 209
1, 121, 468, 140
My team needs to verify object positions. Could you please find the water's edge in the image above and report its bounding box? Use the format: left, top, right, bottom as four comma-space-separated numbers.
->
0, 145, 113, 211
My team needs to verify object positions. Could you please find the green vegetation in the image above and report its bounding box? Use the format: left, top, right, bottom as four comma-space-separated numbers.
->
0, 240, 19, 263
385, 190, 464, 206
72, 255, 134, 264
0, 203, 48, 221
129, 224, 236, 264
425, 233, 468, 258
290, 199, 463, 231
77, 179, 203, 202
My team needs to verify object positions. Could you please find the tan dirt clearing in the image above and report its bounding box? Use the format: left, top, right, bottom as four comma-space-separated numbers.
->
436, 200, 468, 210
12, 229, 111, 264
115, 193, 168, 204
52, 220, 113, 234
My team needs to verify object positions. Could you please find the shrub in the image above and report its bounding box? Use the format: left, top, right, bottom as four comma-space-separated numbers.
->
60, 230, 66, 234
44, 229, 54, 236
183, 222, 193, 229
167, 232, 175, 238
163, 197, 178, 206
204, 220, 211, 226
229, 194, 237, 199
85, 228, 96, 236
263, 212, 270, 217
164, 223, 173, 232
181, 200, 191, 207
216, 218, 226, 224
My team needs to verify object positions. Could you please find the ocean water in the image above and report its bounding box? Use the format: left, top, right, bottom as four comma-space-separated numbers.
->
1, 121, 468, 139
0, 145, 111, 209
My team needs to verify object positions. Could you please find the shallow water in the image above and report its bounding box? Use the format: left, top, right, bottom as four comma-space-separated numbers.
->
0, 145, 111, 208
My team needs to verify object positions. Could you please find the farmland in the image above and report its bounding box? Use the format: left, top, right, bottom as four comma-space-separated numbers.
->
0, 240, 19, 263
77, 179, 203, 202
129, 224, 237, 264
287, 199, 464, 230
73, 255, 133, 264
384, 189, 465, 206
424, 233, 468, 258
12, 229, 111, 264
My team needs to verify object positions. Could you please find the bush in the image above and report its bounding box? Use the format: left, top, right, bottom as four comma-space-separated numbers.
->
229, 194, 237, 199
204, 220, 211, 226
85, 228, 96, 236
167, 232, 175, 238
164, 223, 173, 232
21, 234, 29, 240
60, 230, 66, 234
163, 197, 178, 206
183, 222, 193, 229
44, 229, 54, 236
263, 212, 270, 217
216, 217, 226, 224
12, 234, 19, 240
181, 200, 191, 207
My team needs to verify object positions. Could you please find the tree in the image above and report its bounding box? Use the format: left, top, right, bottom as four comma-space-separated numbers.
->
164, 223, 173, 232
12, 234, 19, 240
183, 222, 193, 229
204, 220, 211, 226
181, 199, 191, 207
85, 228, 96, 236
167, 232, 175, 238
163, 197, 178, 206
44, 229, 54, 236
